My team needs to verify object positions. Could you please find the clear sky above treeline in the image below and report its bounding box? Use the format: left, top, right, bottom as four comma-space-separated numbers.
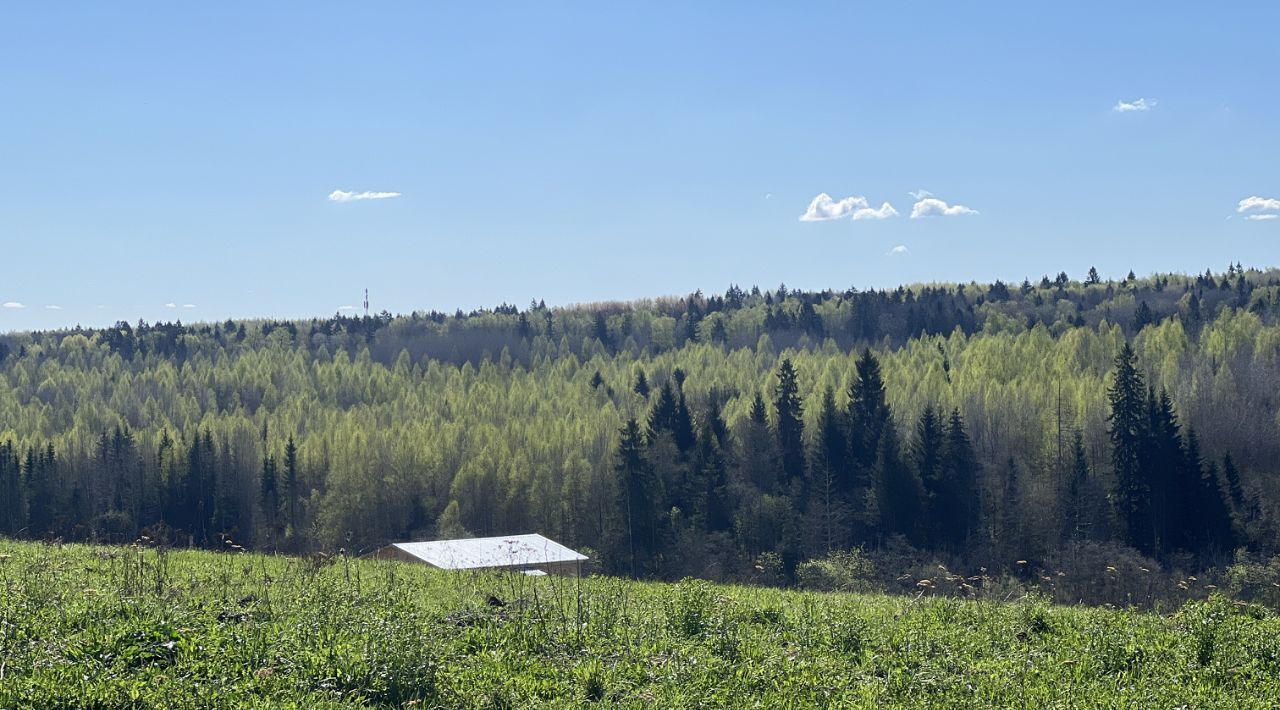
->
1, 3, 1276, 331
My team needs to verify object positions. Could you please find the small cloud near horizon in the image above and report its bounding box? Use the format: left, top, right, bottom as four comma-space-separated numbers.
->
911, 197, 978, 218
338, 305, 357, 311
1247, 214, 1279, 221
329, 189, 402, 203
908, 189, 933, 200
165, 303, 177, 308
887, 245, 909, 256
1114, 98, 1156, 113
182, 304, 197, 308
3, 302, 25, 309
45, 305, 63, 310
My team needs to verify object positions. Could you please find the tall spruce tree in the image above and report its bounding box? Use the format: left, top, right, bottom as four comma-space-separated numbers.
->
774, 359, 806, 487
1133, 301, 1155, 332
593, 312, 612, 351
283, 436, 300, 536
807, 386, 849, 552
703, 395, 729, 448
184, 429, 218, 546
1221, 453, 1245, 511
1219, 453, 1255, 546
610, 418, 662, 578
1147, 388, 1182, 554
741, 392, 780, 492
261, 451, 279, 537
1181, 428, 1234, 557
212, 436, 243, 541
633, 369, 650, 399
694, 422, 732, 533
999, 457, 1023, 558
912, 406, 946, 547
0, 441, 25, 536
1064, 431, 1091, 541
646, 381, 679, 443
1108, 343, 1153, 554
24, 443, 56, 538
866, 416, 921, 543
847, 348, 890, 491
936, 409, 980, 552
671, 381, 697, 454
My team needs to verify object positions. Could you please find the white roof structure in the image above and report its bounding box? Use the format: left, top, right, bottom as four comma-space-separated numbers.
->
387, 534, 587, 571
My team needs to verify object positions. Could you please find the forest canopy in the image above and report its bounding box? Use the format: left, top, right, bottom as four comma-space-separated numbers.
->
1, 265, 1279, 599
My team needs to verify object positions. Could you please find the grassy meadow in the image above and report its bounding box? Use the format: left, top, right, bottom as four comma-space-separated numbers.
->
1, 539, 1279, 708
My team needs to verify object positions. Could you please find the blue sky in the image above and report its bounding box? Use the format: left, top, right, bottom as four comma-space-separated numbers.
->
2, 3, 1277, 330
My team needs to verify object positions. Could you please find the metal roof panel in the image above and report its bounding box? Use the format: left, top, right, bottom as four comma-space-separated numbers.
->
390, 533, 587, 570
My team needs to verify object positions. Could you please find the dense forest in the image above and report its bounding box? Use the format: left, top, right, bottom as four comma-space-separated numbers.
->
2, 264, 1280, 600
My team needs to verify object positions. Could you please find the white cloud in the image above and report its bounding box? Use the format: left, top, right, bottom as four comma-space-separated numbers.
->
329, 189, 402, 203
800, 193, 899, 222
1238, 196, 1280, 214
908, 189, 933, 200
45, 305, 62, 310
799, 193, 869, 221
887, 245, 909, 256
164, 302, 177, 308
3, 302, 24, 309
765, 193, 772, 200
851, 202, 899, 221
182, 304, 197, 308
1114, 98, 1156, 113
338, 305, 357, 311
910, 197, 978, 218
1247, 214, 1279, 221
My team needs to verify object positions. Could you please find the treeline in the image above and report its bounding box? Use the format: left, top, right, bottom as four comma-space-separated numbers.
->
4, 264, 1279, 373
0, 266, 1279, 591
598, 345, 1246, 581
0, 427, 308, 549
600, 352, 988, 579
0, 345, 1254, 584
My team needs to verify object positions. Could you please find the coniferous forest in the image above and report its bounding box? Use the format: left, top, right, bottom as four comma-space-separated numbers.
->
3, 265, 1280, 604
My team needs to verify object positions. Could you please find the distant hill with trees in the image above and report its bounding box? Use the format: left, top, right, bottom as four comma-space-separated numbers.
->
2, 264, 1280, 601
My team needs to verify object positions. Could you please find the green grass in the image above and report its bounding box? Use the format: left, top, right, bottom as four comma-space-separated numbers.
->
1, 540, 1278, 708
